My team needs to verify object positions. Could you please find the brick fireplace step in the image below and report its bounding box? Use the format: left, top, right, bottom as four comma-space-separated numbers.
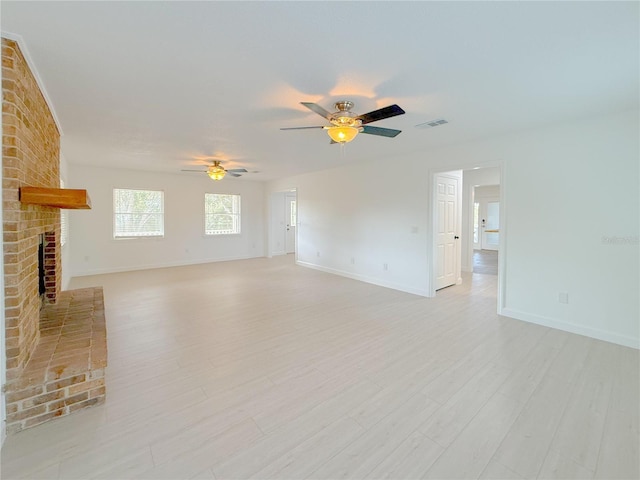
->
5, 287, 107, 434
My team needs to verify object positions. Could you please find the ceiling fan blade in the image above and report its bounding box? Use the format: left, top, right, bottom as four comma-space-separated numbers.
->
280, 126, 325, 130
226, 168, 248, 173
181, 169, 207, 172
227, 172, 242, 177
356, 104, 405, 125
361, 125, 402, 138
301, 102, 333, 120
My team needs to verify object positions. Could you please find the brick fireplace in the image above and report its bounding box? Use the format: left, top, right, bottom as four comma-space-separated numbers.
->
2, 37, 61, 385
3, 37, 106, 434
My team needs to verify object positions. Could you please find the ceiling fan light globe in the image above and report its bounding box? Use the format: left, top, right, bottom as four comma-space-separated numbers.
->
327, 126, 359, 143
207, 166, 226, 180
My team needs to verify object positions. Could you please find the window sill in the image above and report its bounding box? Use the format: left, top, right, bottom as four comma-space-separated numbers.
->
113, 236, 165, 240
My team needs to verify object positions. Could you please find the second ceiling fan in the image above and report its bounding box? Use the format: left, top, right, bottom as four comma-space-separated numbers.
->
181, 160, 247, 181
281, 101, 405, 144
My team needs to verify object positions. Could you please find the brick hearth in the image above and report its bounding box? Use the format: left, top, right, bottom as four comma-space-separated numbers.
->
5, 288, 107, 434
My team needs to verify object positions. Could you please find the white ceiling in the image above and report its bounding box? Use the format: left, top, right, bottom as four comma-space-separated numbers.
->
2, 1, 638, 181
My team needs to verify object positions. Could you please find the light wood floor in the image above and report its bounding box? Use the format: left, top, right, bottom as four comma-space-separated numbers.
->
473, 250, 498, 276
2, 255, 638, 480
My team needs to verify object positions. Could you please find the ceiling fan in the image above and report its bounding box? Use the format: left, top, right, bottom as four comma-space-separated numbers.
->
181, 160, 247, 181
281, 101, 405, 144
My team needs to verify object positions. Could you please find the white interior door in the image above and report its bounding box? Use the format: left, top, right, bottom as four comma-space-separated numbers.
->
285, 194, 296, 254
435, 174, 460, 290
480, 197, 500, 250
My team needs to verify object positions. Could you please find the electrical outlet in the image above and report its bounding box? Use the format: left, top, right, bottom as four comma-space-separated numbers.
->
351, 257, 355, 264
559, 292, 569, 304
317, 251, 321, 257
383, 263, 388, 271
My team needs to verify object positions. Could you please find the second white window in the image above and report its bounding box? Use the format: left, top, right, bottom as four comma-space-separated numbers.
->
205, 194, 241, 235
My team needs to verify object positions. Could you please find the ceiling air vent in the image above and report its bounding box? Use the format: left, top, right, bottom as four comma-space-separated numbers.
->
415, 118, 448, 129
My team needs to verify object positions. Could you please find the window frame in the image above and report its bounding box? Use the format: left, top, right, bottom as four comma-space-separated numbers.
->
204, 193, 241, 236
113, 188, 165, 239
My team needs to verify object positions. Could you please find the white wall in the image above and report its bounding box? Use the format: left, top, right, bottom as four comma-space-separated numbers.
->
269, 191, 287, 256
474, 185, 500, 197
497, 111, 639, 348
68, 165, 266, 275
269, 159, 433, 296
268, 109, 639, 348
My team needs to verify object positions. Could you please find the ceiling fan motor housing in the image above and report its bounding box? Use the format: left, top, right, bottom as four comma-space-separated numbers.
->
334, 101, 354, 112
331, 101, 362, 129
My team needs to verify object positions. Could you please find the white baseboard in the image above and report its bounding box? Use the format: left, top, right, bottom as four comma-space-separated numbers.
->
501, 307, 639, 349
71, 254, 264, 277
296, 261, 429, 297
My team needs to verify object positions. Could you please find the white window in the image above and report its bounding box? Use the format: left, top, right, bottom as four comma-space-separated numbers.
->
60, 179, 69, 246
205, 194, 241, 235
113, 188, 164, 238
290, 200, 297, 227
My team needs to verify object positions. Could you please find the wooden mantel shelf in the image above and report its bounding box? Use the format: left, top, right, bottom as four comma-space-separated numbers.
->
19, 187, 92, 209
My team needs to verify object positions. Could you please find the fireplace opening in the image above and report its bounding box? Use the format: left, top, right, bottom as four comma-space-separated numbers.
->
38, 233, 45, 299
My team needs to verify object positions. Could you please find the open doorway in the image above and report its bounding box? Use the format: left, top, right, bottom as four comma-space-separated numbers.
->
472, 185, 500, 275
285, 192, 296, 254
430, 164, 505, 312
269, 189, 297, 257
473, 186, 500, 251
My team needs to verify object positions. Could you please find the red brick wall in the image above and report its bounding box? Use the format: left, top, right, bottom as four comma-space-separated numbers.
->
2, 37, 61, 382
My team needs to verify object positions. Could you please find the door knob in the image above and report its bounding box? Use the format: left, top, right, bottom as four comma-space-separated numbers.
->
454, 236, 459, 239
